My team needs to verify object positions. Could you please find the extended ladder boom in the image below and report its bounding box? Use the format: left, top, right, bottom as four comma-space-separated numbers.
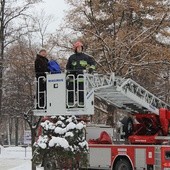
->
85, 73, 170, 115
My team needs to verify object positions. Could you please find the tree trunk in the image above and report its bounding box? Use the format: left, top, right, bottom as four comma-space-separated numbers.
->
0, 0, 5, 116
15, 116, 19, 146
0, 70, 3, 116
31, 128, 36, 170
32, 162, 36, 170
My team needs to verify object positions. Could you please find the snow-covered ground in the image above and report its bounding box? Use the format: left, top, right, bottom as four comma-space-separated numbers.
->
0, 145, 43, 170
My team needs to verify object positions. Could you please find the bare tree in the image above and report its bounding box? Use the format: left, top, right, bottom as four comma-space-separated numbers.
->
31, 10, 54, 47
0, 0, 42, 116
1, 6, 62, 168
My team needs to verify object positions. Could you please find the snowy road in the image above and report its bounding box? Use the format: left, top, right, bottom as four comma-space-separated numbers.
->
0, 159, 31, 170
0, 146, 43, 170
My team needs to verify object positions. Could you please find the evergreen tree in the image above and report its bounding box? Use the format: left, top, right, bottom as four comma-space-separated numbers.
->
32, 115, 88, 169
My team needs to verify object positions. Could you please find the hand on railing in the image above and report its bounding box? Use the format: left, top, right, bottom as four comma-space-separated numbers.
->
88, 68, 94, 74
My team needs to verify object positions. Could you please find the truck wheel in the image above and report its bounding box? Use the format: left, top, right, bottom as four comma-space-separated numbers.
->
147, 165, 153, 170
114, 159, 132, 170
44, 159, 57, 170
121, 116, 133, 138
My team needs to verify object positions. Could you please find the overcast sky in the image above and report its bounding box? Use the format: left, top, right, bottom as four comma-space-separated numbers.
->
34, 0, 70, 32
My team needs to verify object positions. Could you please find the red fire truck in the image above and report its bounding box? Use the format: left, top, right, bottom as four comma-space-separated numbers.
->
34, 72, 170, 170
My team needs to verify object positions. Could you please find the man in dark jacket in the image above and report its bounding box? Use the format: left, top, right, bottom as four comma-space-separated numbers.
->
35, 49, 49, 109
66, 41, 95, 74
35, 49, 49, 77
66, 41, 96, 107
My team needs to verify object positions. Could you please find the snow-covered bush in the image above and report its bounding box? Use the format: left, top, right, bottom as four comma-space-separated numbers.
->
32, 115, 89, 169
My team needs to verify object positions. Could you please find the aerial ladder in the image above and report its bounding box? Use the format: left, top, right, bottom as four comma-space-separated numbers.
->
33, 72, 170, 144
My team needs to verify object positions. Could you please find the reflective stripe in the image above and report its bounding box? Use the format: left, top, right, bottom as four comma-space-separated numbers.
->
90, 65, 95, 70
69, 79, 84, 82
72, 61, 77, 66
77, 78, 84, 82
80, 60, 87, 67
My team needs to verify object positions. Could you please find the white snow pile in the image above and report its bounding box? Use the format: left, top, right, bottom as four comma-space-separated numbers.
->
66, 122, 76, 131
41, 120, 55, 130
79, 140, 88, 148
65, 131, 74, 137
36, 135, 48, 149
76, 122, 84, 130
49, 136, 69, 148
54, 126, 66, 134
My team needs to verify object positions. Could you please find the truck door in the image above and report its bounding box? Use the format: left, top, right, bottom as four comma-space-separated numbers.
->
135, 149, 146, 170
89, 147, 111, 169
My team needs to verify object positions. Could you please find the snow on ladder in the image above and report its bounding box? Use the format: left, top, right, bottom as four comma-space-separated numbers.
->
85, 73, 170, 115
117, 78, 170, 115
85, 73, 116, 89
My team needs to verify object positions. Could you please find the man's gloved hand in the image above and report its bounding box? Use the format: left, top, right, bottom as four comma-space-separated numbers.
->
88, 68, 94, 74
42, 77, 46, 82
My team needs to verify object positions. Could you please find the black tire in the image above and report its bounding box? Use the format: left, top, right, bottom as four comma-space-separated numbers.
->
44, 159, 57, 170
114, 159, 132, 170
147, 165, 153, 170
121, 116, 134, 138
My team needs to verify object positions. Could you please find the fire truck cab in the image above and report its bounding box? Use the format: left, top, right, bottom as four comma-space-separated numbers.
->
33, 72, 170, 170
